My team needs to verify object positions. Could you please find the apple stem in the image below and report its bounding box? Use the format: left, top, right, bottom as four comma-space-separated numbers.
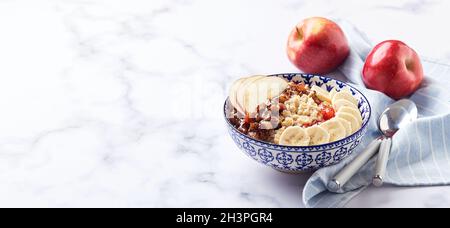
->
405, 59, 414, 71
296, 27, 303, 40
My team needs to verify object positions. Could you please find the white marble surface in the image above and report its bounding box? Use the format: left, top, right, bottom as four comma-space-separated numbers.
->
0, 0, 450, 207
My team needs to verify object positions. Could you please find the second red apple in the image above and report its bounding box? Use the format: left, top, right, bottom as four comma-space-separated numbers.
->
362, 40, 424, 99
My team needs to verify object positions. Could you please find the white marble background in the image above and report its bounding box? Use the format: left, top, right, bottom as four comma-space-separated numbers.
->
0, 0, 449, 207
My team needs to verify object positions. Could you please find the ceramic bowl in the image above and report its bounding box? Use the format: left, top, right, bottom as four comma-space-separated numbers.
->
224, 73, 371, 172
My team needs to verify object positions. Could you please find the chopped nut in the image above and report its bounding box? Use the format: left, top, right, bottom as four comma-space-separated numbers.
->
259, 121, 273, 129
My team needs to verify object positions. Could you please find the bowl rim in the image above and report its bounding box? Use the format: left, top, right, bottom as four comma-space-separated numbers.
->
223, 73, 372, 150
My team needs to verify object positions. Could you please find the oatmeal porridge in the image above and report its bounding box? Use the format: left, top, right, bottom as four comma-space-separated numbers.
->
227, 76, 363, 146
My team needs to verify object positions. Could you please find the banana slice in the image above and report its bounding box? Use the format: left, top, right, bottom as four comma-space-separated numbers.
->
332, 99, 357, 111
279, 126, 310, 146
338, 106, 362, 125
335, 117, 352, 136
306, 126, 330, 145
332, 90, 358, 107
311, 85, 331, 103
329, 88, 337, 100
319, 119, 346, 142
336, 112, 360, 133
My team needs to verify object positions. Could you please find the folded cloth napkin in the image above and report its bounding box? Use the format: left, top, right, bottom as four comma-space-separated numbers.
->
303, 20, 450, 208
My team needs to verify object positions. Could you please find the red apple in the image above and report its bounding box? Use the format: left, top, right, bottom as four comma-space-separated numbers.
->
287, 17, 350, 74
362, 40, 423, 99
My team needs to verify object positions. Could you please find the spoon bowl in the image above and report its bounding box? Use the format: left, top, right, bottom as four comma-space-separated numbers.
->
378, 99, 418, 137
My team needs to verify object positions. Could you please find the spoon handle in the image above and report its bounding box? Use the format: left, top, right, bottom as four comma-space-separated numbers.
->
328, 138, 383, 191
373, 137, 392, 187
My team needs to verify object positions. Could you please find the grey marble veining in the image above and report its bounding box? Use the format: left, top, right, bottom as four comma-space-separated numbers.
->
0, 0, 449, 207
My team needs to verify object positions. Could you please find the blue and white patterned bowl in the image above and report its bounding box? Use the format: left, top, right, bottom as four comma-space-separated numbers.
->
224, 73, 371, 172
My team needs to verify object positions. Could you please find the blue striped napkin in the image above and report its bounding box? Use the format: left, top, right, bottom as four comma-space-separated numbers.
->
302, 20, 450, 208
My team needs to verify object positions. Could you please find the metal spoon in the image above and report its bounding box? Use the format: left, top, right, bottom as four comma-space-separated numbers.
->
328, 99, 417, 191
373, 99, 417, 186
